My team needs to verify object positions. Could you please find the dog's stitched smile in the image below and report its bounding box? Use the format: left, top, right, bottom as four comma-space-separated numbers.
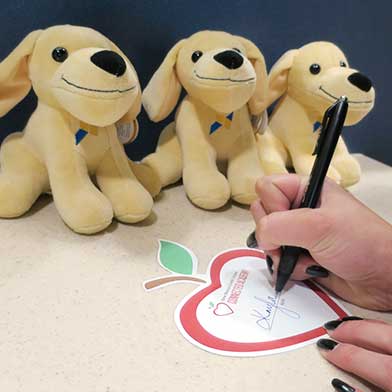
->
61, 76, 136, 94
319, 86, 373, 104
194, 71, 255, 83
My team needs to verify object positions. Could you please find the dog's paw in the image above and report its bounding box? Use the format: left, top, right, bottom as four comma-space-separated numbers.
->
115, 192, 153, 224
232, 191, 258, 205
129, 161, 162, 198
333, 155, 361, 187
294, 155, 341, 184
108, 182, 154, 223
184, 169, 230, 210
56, 189, 114, 234
260, 160, 289, 176
230, 171, 263, 206
0, 176, 36, 217
326, 165, 342, 185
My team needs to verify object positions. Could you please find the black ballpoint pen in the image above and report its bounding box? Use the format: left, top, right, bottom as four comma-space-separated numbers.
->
247, 96, 349, 292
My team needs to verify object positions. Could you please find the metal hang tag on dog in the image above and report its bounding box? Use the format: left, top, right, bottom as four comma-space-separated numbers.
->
116, 119, 139, 144
251, 110, 268, 134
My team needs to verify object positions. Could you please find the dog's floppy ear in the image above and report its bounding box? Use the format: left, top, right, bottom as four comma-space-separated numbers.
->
118, 81, 142, 124
236, 36, 268, 115
267, 49, 298, 106
108, 40, 142, 123
142, 39, 185, 122
0, 30, 42, 117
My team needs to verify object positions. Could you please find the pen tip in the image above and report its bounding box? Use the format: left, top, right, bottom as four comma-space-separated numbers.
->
275, 277, 286, 293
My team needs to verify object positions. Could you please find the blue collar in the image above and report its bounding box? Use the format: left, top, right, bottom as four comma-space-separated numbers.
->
313, 121, 322, 132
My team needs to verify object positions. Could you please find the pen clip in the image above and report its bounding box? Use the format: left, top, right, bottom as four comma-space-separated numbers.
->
312, 104, 335, 156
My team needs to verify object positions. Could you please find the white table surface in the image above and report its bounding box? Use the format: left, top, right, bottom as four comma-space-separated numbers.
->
0, 154, 390, 392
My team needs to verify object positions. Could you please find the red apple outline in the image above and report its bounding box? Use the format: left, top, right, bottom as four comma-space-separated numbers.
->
176, 248, 348, 355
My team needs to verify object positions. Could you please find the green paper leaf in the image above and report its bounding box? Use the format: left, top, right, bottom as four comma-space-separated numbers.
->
158, 240, 198, 275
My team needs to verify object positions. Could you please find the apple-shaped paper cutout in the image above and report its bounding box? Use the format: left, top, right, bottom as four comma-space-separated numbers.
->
174, 248, 348, 357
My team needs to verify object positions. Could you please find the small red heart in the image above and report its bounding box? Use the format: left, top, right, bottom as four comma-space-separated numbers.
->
213, 302, 234, 316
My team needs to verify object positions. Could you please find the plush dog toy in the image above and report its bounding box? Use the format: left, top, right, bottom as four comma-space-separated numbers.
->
0, 25, 158, 234
142, 30, 269, 209
258, 41, 375, 187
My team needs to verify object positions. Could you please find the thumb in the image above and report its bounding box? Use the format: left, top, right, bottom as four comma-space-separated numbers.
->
255, 208, 333, 252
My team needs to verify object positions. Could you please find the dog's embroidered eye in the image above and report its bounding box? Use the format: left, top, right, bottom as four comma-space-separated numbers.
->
191, 51, 203, 63
233, 48, 242, 53
52, 47, 68, 63
340, 60, 347, 67
309, 63, 321, 75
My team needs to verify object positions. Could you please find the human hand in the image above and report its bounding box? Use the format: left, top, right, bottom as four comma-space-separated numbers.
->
250, 174, 392, 310
318, 316, 392, 392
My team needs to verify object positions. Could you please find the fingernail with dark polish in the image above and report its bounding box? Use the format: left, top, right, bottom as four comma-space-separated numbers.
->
341, 316, 363, 322
306, 265, 329, 278
324, 319, 342, 330
266, 255, 274, 275
332, 378, 355, 392
317, 338, 338, 351
247, 231, 258, 248
324, 316, 363, 331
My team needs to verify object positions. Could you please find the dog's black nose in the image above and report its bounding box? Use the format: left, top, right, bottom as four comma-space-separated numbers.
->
348, 72, 372, 92
90, 50, 126, 77
213, 50, 244, 70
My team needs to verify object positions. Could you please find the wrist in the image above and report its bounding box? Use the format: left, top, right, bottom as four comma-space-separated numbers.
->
370, 220, 392, 310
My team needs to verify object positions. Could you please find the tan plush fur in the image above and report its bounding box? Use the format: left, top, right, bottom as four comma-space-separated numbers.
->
142, 31, 269, 210
258, 42, 375, 187
0, 25, 158, 234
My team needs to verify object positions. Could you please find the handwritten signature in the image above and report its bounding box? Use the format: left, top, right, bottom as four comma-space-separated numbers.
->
251, 294, 300, 330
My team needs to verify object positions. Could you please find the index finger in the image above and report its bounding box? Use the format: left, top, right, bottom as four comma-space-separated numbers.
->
255, 174, 308, 215
255, 174, 351, 216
